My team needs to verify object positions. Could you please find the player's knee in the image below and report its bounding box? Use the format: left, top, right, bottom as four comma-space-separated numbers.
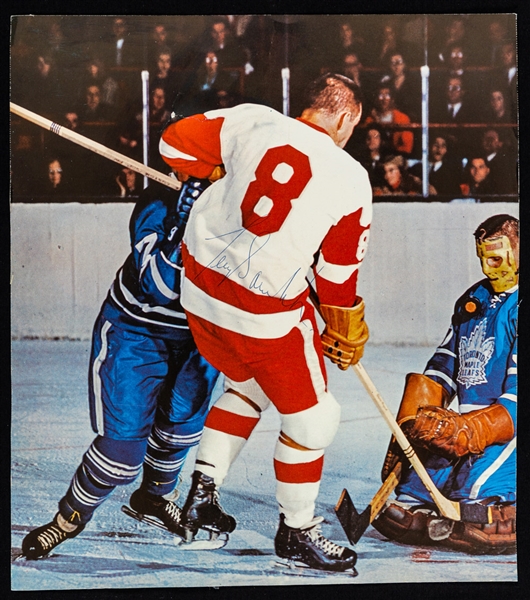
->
281, 391, 341, 449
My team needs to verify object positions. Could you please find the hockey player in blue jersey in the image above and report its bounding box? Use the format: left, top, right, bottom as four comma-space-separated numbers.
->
373, 213, 518, 554
21, 177, 220, 559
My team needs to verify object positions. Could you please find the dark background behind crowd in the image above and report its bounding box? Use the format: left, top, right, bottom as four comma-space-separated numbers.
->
10, 14, 518, 202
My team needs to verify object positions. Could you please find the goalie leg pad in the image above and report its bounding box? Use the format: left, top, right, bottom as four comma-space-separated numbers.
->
436, 504, 516, 555
280, 391, 341, 450
372, 501, 437, 546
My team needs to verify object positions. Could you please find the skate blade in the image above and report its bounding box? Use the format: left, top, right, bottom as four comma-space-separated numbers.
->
121, 506, 228, 550
179, 533, 228, 551
179, 525, 229, 550
274, 558, 358, 577
121, 505, 183, 545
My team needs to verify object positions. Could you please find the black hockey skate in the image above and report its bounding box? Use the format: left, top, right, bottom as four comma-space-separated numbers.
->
180, 471, 236, 544
126, 488, 186, 536
274, 514, 358, 575
21, 514, 85, 559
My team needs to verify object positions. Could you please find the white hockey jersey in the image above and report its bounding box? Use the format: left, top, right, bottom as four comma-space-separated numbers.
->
160, 103, 372, 340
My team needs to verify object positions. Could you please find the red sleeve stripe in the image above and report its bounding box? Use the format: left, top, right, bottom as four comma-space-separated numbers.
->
205, 406, 260, 439
274, 456, 324, 483
181, 242, 310, 315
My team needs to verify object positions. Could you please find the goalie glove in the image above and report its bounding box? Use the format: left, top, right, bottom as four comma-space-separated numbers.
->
381, 373, 450, 481
408, 404, 514, 461
320, 298, 369, 370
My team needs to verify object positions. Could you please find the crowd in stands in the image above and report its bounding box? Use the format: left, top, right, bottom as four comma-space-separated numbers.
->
10, 14, 518, 201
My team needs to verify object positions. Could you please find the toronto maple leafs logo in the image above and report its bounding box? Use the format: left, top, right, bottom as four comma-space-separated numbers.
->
457, 319, 495, 389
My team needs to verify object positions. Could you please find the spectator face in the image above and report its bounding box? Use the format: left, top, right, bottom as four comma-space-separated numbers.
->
37, 56, 51, 77
366, 128, 381, 151
431, 137, 447, 161
151, 87, 165, 111
482, 130, 502, 154
343, 53, 361, 78
113, 18, 126, 39
205, 52, 218, 75
490, 90, 506, 116
446, 18, 465, 43
340, 23, 353, 45
382, 24, 396, 43
447, 78, 464, 103
211, 22, 227, 47
88, 60, 100, 78
501, 43, 516, 68
157, 53, 171, 76
64, 112, 79, 129
470, 158, 490, 183
86, 86, 101, 111
123, 168, 137, 190
376, 88, 392, 112
48, 160, 62, 188
448, 46, 465, 70
383, 162, 401, 188
390, 54, 405, 77
153, 25, 167, 44
488, 21, 507, 44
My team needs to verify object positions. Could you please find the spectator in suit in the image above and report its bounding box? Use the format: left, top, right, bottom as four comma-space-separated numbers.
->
339, 53, 373, 111
78, 84, 116, 127
481, 129, 517, 195
380, 52, 421, 122
23, 52, 64, 119
366, 85, 414, 156
357, 125, 393, 188
460, 156, 496, 200
496, 41, 517, 119
150, 47, 180, 106
114, 167, 141, 198
204, 18, 246, 69
78, 57, 119, 107
104, 17, 139, 69
485, 87, 514, 124
410, 133, 462, 196
431, 76, 478, 124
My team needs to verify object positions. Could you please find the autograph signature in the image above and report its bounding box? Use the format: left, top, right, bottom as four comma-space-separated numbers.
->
203, 228, 321, 312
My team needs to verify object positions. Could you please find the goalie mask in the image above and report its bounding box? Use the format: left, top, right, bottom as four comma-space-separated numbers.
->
476, 235, 518, 292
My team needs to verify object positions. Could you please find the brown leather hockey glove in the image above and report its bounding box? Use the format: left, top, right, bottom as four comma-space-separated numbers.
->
381, 374, 450, 481
408, 404, 514, 460
320, 298, 369, 370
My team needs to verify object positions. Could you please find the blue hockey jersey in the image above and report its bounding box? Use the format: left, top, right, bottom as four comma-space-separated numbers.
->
101, 186, 189, 338
424, 279, 517, 430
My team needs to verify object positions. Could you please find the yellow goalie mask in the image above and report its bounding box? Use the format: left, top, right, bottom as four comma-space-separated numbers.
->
476, 235, 518, 292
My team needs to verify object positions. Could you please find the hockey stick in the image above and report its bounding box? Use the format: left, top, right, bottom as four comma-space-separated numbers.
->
10, 102, 181, 191
335, 461, 402, 545
306, 287, 493, 528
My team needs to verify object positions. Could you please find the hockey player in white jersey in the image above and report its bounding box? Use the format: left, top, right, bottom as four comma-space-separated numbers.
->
374, 214, 518, 554
158, 73, 372, 573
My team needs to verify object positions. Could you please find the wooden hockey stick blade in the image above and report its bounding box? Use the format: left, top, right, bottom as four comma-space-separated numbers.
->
10, 102, 181, 191
351, 362, 493, 524
335, 461, 402, 545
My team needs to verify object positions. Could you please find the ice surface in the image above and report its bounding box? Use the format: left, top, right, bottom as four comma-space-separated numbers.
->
11, 341, 517, 591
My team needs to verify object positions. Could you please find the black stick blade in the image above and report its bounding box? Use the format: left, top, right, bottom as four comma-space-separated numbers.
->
335, 488, 371, 545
